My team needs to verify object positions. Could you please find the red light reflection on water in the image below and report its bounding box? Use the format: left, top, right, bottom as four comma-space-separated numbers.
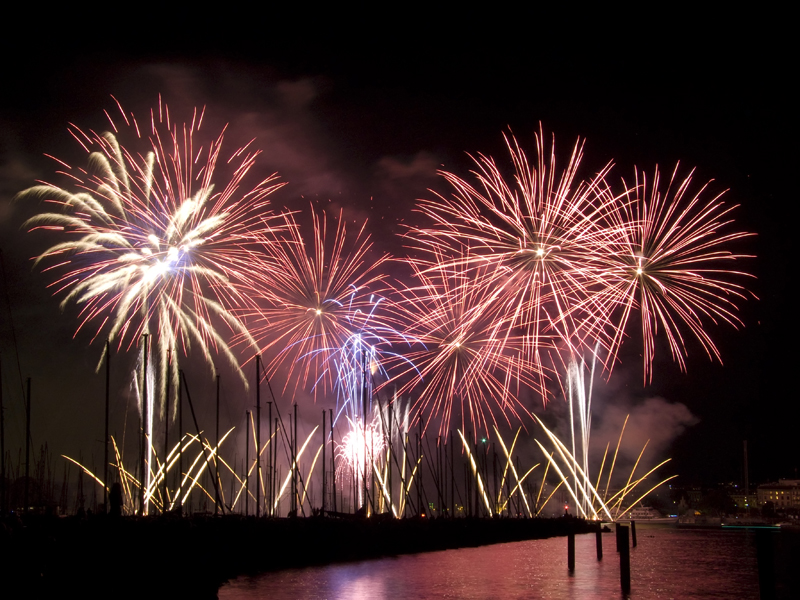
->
220, 526, 762, 599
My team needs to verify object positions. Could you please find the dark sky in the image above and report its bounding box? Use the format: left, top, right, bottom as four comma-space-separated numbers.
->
0, 13, 793, 491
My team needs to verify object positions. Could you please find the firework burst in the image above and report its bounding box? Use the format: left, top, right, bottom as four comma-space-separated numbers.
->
409, 128, 624, 377
597, 164, 754, 381
17, 97, 286, 399
384, 250, 543, 437
246, 206, 393, 397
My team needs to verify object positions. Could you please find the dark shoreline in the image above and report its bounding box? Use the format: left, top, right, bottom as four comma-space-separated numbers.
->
1, 513, 596, 597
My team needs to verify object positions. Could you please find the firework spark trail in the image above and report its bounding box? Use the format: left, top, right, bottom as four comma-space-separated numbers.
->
594, 164, 754, 381
532, 409, 678, 520
492, 426, 535, 517
67, 430, 232, 515
383, 250, 542, 436
408, 128, 625, 381
558, 350, 598, 516
17, 97, 285, 402
272, 426, 319, 514
457, 429, 493, 516
532, 414, 610, 520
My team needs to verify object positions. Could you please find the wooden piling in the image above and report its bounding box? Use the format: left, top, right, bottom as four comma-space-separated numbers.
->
756, 529, 775, 600
567, 531, 575, 571
631, 519, 637, 547
596, 528, 603, 560
619, 524, 631, 593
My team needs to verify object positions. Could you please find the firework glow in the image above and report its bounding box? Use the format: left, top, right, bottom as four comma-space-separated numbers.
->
336, 417, 387, 509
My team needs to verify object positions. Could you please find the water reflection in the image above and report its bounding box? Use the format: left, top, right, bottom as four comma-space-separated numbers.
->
220, 525, 761, 599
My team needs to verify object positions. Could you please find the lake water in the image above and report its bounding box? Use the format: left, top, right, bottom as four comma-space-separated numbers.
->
219, 525, 781, 599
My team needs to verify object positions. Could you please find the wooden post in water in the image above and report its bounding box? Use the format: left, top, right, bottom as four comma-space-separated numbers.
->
756, 529, 776, 600
322, 409, 326, 516
631, 519, 637, 547
615, 522, 622, 552
619, 524, 631, 593
567, 530, 575, 571
596, 528, 603, 560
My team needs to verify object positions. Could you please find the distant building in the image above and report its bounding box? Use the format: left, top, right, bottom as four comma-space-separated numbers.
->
687, 486, 703, 506
729, 492, 754, 511
757, 479, 800, 510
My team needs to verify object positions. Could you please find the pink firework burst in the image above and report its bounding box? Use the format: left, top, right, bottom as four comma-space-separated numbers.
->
598, 164, 754, 381
408, 128, 623, 378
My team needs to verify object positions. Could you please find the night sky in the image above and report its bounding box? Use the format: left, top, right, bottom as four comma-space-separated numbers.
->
0, 13, 793, 493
